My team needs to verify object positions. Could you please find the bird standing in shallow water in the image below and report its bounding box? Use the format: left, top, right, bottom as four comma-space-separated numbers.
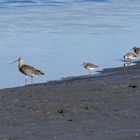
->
11, 58, 45, 85
82, 62, 98, 75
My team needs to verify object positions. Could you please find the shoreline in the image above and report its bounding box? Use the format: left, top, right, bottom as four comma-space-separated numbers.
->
0, 63, 130, 90
0, 62, 140, 140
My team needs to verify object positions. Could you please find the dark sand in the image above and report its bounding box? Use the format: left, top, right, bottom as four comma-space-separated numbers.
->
0, 62, 140, 140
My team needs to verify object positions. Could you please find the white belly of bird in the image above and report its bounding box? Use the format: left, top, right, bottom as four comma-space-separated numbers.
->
126, 56, 135, 60
87, 67, 95, 70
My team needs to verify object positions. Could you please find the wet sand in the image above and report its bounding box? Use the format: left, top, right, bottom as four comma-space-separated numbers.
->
0, 62, 140, 140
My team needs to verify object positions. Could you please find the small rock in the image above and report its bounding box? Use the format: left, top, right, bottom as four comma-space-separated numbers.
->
114, 108, 118, 111
68, 119, 73, 122
128, 85, 137, 88
58, 109, 64, 114
136, 133, 139, 137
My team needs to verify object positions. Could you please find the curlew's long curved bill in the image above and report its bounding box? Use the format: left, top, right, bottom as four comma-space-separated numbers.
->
10, 59, 18, 64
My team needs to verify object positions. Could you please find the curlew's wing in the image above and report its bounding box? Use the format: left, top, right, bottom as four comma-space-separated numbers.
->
20, 64, 44, 76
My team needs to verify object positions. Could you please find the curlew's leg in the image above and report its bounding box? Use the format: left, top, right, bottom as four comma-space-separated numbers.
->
31, 76, 33, 84
89, 70, 91, 75
25, 76, 28, 85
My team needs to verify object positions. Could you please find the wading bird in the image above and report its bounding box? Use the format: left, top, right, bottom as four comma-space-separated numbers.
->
11, 58, 45, 85
82, 62, 98, 75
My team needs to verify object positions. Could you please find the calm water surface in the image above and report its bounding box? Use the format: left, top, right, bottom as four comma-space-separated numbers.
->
0, 0, 140, 88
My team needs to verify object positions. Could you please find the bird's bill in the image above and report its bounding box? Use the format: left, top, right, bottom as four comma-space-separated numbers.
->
10, 59, 18, 64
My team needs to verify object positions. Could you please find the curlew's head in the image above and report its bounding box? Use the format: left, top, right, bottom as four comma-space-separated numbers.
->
10, 57, 24, 65
17, 57, 24, 64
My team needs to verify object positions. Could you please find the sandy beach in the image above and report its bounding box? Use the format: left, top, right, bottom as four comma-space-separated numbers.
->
0, 62, 140, 140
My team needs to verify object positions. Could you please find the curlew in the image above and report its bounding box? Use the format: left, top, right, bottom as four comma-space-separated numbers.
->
11, 58, 44, 85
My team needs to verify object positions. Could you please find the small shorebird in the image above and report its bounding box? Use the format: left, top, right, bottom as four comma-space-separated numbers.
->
82, 62, 98, 75
132, 47, 140, 55
11, 58, 45, 85
123, 52, 137, 62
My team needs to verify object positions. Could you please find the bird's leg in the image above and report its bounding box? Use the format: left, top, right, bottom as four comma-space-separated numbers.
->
25, 76, 28, 86
89, 70, 91, 75
31, 76, 33, 84
129, 58, 132, 63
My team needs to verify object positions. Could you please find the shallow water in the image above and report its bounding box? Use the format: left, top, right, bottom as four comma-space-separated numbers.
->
0, 0, 140, 88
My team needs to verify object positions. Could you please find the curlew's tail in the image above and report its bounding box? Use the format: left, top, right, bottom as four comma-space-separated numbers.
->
35, 69, 45, 76
38, 70, 45, 76
95, 65, 98, 68
41, 71, 45, 75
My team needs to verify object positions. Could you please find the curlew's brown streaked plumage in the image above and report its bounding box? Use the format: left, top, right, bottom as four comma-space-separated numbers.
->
11, 58, 45, 85
82, 62, 98, 75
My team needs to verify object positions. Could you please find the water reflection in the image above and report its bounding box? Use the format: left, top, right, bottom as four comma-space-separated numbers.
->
123, 61, 136, 67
